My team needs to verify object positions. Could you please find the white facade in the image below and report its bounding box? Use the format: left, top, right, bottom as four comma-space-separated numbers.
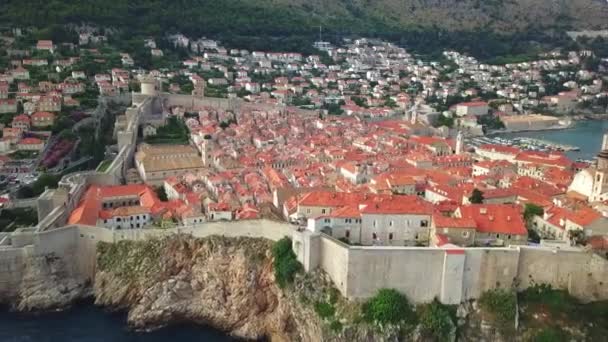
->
307, 217, 361, 242
208, 210, 233, 221
100, 213, 151, 229
360, 213, 431, 246
455, 103, 488, 117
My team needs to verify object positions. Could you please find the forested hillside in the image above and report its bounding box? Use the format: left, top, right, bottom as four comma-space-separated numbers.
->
1, 0, 607, 58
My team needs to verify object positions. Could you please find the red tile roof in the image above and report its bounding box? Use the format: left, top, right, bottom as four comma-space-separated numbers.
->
433, 214, 477, 229
19, 137, 43, 145
68, 184, 163, 226
457, 204, 527, 235
477, 144, 520, 155
360, 197, 432, 215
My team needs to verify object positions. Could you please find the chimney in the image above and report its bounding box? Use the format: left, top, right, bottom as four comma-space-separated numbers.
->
480, 207, 487, 215
507, 216, 511, 222
489, 215, 494, 221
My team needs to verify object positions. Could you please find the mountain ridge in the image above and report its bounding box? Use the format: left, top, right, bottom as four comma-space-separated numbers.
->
1, 0, 607, 35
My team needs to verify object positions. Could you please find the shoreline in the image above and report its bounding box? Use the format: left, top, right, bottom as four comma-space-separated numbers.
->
488, 114, 608, 135
487, 124, 574, 136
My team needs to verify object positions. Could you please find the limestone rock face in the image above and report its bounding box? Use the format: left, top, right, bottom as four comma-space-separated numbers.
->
6, 235, 561, 342
7, 253, 89, 311
93, 235, 314, 341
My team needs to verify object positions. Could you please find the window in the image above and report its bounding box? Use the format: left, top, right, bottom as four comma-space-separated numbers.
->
421, 220, 428, 227
322, 209, 326, 214
415, 233, 419, 240
389, 233, 393, 240
345, 230, 350, 238
507, 235, 511, 240
324, 218, 330, 223
373, 220, 377, 227
462, 231, 469, 238
372, 232, 377, 240
496, 234, 500, 239
389, 220, 393, 227
306, 209, 311, 214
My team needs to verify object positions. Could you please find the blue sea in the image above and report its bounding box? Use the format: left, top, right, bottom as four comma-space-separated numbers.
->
497, 119, 608, 160
0, 303, 237, 342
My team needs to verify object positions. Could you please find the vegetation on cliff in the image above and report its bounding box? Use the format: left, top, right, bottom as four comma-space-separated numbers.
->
271, 237, 302, 288
97, 239, 164, 282
478, 289, 517, 331
519, 285, 608, 341
91, 236, 608, 341
418, 300, 456, 341
362, 289, 415, 325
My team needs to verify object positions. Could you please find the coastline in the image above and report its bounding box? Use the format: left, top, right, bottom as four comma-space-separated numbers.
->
488, 113, 608, 136
487, 123, 574, 135
0, 301, 238, 342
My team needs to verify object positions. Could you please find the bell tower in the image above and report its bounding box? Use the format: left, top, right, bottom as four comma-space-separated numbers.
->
597, 131, 608, 169
455, 131, 464, 155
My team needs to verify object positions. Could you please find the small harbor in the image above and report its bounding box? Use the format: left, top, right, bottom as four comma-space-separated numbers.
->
471, 119, 608, 160
467, 136, 580, 153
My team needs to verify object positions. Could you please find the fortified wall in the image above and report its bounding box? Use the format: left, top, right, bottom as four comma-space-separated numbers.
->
1, 218, 607, 306
0, 219, 294, 302
293, 230, 608, 304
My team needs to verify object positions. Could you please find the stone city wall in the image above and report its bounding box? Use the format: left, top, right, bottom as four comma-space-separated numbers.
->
2, 218, 607, 307
294, 231, 608, 304
0, 219, 295, 296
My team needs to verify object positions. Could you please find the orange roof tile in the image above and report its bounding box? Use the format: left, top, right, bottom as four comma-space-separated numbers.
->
457, 204, 527, 235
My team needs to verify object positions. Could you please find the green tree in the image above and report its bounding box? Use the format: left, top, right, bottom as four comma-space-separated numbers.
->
524, 203, 544, 241
272, 237, 301, 288
314, 301, 335, 319
523, 203, 544, 221
155, 186, 168, 201
419, 300, 455, 341
434, 115, 455, 128
469, 188, 484, 204
533, 327, 569, 342
25, 173, 61, 197
362, 289, 415, 324
479, 289, 517, 328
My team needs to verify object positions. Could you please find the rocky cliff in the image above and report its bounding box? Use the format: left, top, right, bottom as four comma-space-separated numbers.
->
93, 235, 321, 341
0, 252, 90, 312
3, 235, 607, 341
93, 235, 417, 341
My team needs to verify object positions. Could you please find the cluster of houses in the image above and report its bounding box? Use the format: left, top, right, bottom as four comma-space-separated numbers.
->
70, 94, 607, 249
1, 30, 606, 250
